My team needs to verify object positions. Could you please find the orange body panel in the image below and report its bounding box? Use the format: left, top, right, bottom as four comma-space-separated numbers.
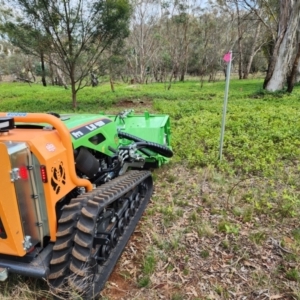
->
0, 143, 26, 256
0, 129, 77, 246
0, 113, 93, 256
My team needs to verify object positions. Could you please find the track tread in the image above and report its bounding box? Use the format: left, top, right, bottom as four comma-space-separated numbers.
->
48, 196, 89, 284
68, 170, 153, 299
48, 170, 150, 290
48, 172, 139, 285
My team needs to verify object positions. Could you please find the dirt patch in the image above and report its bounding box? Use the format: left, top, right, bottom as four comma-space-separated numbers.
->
101, 232, 145, 300
102, 269, 131, 299
116, 100, 135, 107
115, 98, 153, 112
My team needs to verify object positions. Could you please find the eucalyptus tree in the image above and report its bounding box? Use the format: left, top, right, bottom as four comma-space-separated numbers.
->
214, 0, 245, 79
297, 60, 300, 83
212, 0, 266, 79
161, 11, 192, 84
5, 0, 131, 108
2, 22, 52, 86
187, 11, 228, 82
0, 0, 12, 25
155, 0, 203, 86
126, 0, 199, 85
243, 0, 300, 92
127, 0, 161, 83
0, 0, 13, 77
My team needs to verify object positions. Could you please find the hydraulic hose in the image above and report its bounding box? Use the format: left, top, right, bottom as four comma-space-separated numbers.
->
118, 131, 146, 143
133, 142, 173, 158
118, 130, 173, 158
118, 131, 153, 157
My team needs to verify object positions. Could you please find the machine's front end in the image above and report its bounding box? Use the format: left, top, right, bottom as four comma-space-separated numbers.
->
0, 114, 89, 280
0, 140, 50, 257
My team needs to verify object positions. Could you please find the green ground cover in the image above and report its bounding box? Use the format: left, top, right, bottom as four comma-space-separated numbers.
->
1, 78, 300, 299
3, 79, 299, 176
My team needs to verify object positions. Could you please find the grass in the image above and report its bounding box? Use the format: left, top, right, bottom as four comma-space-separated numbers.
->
1, 77, 300, 299
0, 77, 266, 112
137, 250, 156, 287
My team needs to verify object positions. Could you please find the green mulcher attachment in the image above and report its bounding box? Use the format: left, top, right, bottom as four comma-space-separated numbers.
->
62, 109, 172, 172
105, 109, 172, 167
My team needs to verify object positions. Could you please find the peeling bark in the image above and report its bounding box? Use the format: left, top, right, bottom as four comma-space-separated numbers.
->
264, 0, 300, 91
287, 43, 300, 92
297, 61, 300, 83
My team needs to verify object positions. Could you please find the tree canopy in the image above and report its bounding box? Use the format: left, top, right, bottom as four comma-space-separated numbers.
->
2, 0, 131, 107
0, 0, 300, 101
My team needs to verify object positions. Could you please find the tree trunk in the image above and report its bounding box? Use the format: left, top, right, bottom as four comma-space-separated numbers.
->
236, 2, 243, 80
264, 0, 300, 91
179, 21, 189, 83
49, 54, 68, 89
297, 60, 300, 83
55, 67, 68, 89
180, 70, 185, 82
287, 43, 300, 92
172, 61, 179, 82
238, 36, 243, 79
25, 57, 35, 82
109, 53, 115, 92
180, 44, 189, 82
40, 52, 47, 87
49, 59, 55, 85
71, 88, 77, 109
110, 77, 115, 92
243, 22, 261, 79
71, 78, 77, 109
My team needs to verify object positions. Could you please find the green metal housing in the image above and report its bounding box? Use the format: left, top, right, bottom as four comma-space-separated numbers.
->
62, 110, 172, 167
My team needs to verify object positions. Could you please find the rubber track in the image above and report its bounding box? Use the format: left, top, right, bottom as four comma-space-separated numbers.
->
68, 170, 153, 299
48, 170, 144, 290
48, 195, 90, 289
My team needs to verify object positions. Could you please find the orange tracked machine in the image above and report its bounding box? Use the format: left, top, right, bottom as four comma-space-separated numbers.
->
0, 111, 172, 299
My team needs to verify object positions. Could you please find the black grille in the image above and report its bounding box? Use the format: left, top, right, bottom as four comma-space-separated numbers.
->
0, 218, 7, 239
